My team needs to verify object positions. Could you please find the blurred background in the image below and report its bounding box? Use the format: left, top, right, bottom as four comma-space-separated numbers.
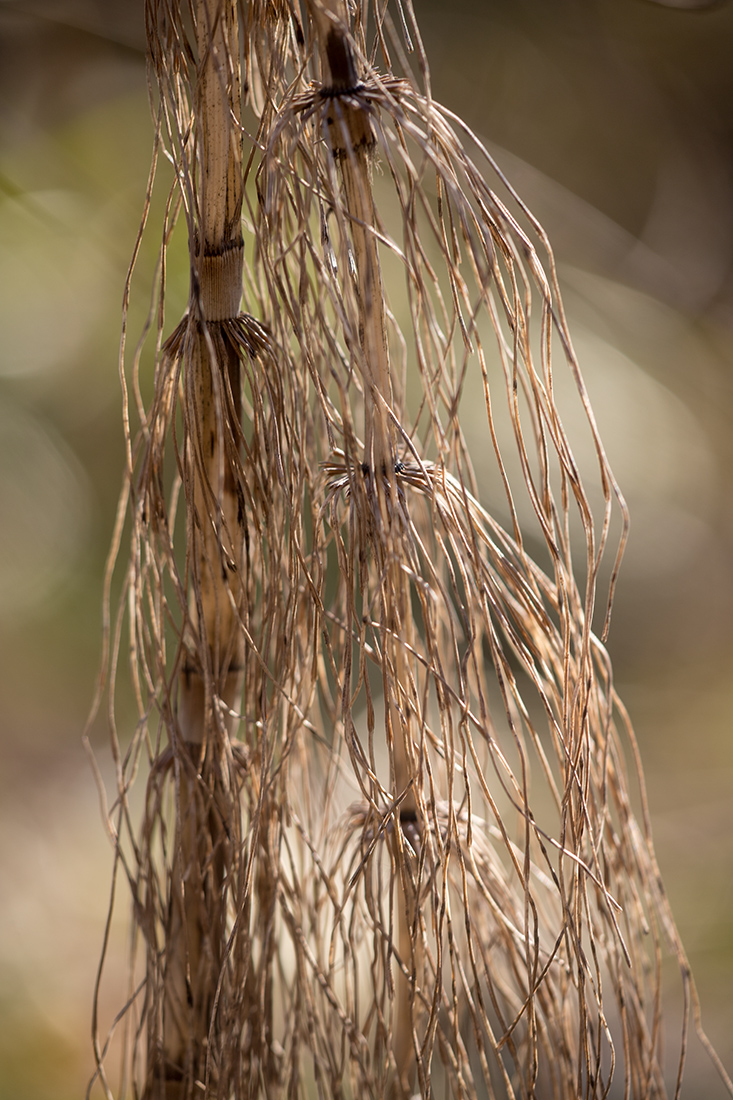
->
0, 0, 732, 1096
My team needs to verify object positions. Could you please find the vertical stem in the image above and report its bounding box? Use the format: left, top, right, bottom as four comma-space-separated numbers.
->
146, 2, 245, 1095
308, 3, 418, 1093
310, 0, 393, 473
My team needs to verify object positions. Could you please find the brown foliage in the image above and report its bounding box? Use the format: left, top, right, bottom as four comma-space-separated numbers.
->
88, 2, 732, 1098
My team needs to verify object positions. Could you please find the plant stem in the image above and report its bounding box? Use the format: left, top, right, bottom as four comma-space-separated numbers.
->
145, 1, 245, 1094
309, 3, 419, 1092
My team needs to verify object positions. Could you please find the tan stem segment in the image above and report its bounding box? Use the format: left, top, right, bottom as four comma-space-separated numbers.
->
146, 2, 245, 1095
308, 3, 418, 1093
308, 0, 393, 473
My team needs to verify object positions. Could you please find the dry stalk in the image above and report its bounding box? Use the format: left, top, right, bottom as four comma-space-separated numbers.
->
304, 3, 425, 1091
142, 1, 248, 1093
88, 2, 733, 1098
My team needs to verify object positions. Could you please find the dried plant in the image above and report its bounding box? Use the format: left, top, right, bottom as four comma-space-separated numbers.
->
87, 1, 733, 1098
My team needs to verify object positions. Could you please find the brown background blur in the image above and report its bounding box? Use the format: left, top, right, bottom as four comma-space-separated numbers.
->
0, 1, 732, 1096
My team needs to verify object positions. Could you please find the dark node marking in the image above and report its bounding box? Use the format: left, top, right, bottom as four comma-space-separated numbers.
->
325, 28, 360, 91
161, 1063, 184, 1083
202, 236, 244, 259
361, 460, 405, 478
400, 813, 422, 855
321, 84, 365, 101
330, 133, 376, 162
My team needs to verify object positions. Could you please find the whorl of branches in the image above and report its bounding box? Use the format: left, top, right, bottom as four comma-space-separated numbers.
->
88, 2, 733, 1098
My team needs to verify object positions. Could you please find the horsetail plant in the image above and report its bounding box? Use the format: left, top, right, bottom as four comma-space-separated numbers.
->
88, 1, 733, 1097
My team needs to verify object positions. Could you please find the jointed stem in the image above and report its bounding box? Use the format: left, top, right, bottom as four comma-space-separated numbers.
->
146, 1, 246, 1094
309, 2, 420, 1090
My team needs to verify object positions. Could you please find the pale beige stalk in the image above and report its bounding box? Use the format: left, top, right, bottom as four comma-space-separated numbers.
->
145, 1, 245, 1095
308, 2, 419, 1092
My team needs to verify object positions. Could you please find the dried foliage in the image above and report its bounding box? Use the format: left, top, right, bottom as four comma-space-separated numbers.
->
88, 1, 733, 1098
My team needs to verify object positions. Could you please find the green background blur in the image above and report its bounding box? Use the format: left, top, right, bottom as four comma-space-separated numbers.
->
0, 1, 732, 1096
